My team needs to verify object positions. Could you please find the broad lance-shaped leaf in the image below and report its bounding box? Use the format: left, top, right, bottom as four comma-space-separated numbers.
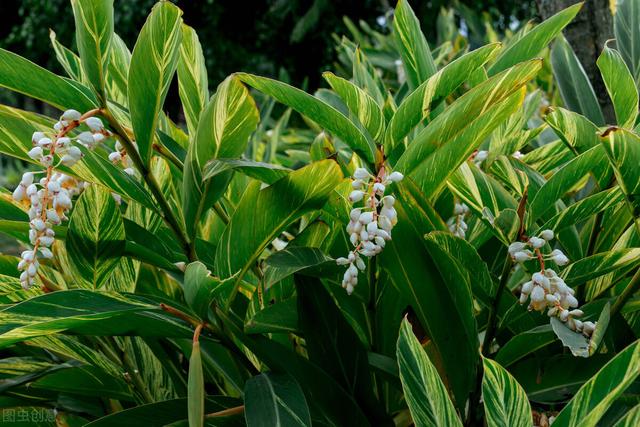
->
551, 35, 605, 126
380, 182, 475, 411
0, 48, 98, 111
214, 160, 342, 305
552, 340, 640, 427
488, 3, 582, 75
615, 0, 640, 87
0, 290, 193, 348
600, 128, 640, 212
597, 45, 638, 128
188, 336, 205, 427
203, 159, 289, 185
182, 76, 259, 240
128, 1, 182, 165
183, 262, 235, 320
396, 318, 462, 427
236, 73, 376, 163
66, 185, 125, 289
177, 24, 208, 136
323, 72, 385, 141
49, 30, 84, 82
613, 404, 640, 427
395, 59, 541, 198
482, 357, 532, 427
244, 373, 312, 427
393, 0, 437, 90
71, 0, 114, 101
562, 248, 640, 287
528, 145, 608, 221
385, 42, 501, 149
106, 33, 131, 104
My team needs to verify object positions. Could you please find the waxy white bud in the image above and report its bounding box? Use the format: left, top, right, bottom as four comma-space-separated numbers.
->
28, 146, 44, 160
349, 190, 365, 202
61, 109, 81, 122
540, 229, 554, 241
85, 117, 104, 132
529, 236, 545, 249
388, 171, 403, 182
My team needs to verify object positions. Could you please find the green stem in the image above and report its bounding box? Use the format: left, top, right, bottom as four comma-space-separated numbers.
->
481, 254, 513, 356
611, 267, 640, 318
102, 108, 195, 262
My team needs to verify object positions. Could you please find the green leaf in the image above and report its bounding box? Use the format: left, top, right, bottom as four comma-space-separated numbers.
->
66, 185, 125, 289
615, 0, 640, 87
550, 317, 590, 357
183, 262, 233, 320
49, 30, 84, 81
203, 158, 290, 185
562, 248, 640, 287
71, 0, 114, 101
393, 0, 437, 90
128, 1, 183, 165
0, 290, 192, 348
177, 24, 208, 136
528, 145, 607, 221
263, 247, 333, 287
323, 72, 385, 141
396, 318, 462, 427
188, 339, 204, 427
0, 48, 98, 111
613, 404, 640, 427
245, 298, 298, 334
551, 35, 605, 126
482, 357, 532, 427
545, 107, 601, 153
86, 397, 242, 427
488, 3, 582, 75
597, 45, 638, 128
244, 373, 312, 427
495, 325, 555, 367
552, 340, 640, 427
214, 160, 343, 304
106, 33, 131, 104
396, 60, 540, 197
385, 42, 501, 149
236, 73, 376, 163
182, 76, 259, 240
600, 128, 640, 212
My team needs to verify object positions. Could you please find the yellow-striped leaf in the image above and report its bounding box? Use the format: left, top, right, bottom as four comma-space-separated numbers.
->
597, 45, 638, 128
214, 160, 342, 305
615, 0, 640, 87
177, 24, 208, 136
393, 0, 437, 90
385, 42, 502, 149
66, 185, 125, 289
71, 0, 114, 101
396, 318, 462, 427
49, 30, 85, 82
488, 3, 581, 75
552, 340, 640, 427
236, 73, 376, 164
613, 404, 640, 427
600, 128, 640, 212
551, 35, 605, 126
323, 72, 385, 141
128, 1, 183, 165
182, 75, 259, 240
482, 357, 532, 427
0, 48, 98, 111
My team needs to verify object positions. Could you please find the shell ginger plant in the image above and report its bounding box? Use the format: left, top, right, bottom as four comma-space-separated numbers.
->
0, 0, 638, 426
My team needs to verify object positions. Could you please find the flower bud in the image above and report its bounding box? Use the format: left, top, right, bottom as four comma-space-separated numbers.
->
351, 179, 364, 189
551, 249, 569, 266
540, 229, 554, 241
508, 242, 527, 255
53, 121, 64, 132
56, 137, 71, 148
353, 168, 371, 180
373, 182, 385, 195
521, 281, 533, 294
513, 250, 533, 262
37, 137, 52, 148
565, 294, 579, 308
366, 221, 378, 233
108, 151, 122, 163
336, 257, 350, 265
349, 208, 361, 222
61, 109, 81, 122
28, 146, 44, 160
85, 117, 104, 132
77, 131, 95, 146
355, 257, 366, 271
529, 236, 545, 249
39, 247, 53, 258
349, 190, 365, 203
560, 309, 570, 321
359, 211, 374, 224
532, 272, 550, 290
382, 195, 395, 207
388, 171, 403, 182
12, 186, 25, 202
569, 309, 584, 317
32, 131, 46, 144
475, 150, 489, 162
350, 233, 358, 246
519, 292, 528, 304
530, 285, 545, 302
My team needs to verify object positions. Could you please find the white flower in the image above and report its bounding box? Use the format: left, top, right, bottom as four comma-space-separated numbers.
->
540, 229, 554, 241
123, 167, 135, 176
530, 285, 545, 303
32, 131, 46, 144
508, 242, 527, 255
475, 150, 489, 162
387, 171, 403, 182
77, 131, 95, 147
359, 211, 374, 224
37, 137, 52, 148
349, 190, 365, 203
28, 146, 44, 160
85, 117, 104, 132
529, 236, 545, 249
353, 168, 371, 180
551, 249, 569, 266
513, 250, 533, 262
61, 109, 81, 122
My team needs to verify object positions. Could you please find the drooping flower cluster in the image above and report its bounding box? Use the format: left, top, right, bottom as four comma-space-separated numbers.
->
12, 109, 108, 289
108, 140, 135, 176
510, 229, 596, 337
336, 166, 403, 294
447, 202, 469, 239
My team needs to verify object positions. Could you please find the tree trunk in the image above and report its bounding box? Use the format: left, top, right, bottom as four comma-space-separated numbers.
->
536, 0, 615, 123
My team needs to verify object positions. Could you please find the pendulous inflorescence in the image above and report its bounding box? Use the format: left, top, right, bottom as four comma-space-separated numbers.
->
12, 109, 112, 289
336, 166, 403, 295
510, 229, 596, 337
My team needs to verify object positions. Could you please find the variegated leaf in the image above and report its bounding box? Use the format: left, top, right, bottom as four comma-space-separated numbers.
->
177, 24, 208, 136
482, 357, 532, 427
128, 1, 183, 165
597, 45, 638, 128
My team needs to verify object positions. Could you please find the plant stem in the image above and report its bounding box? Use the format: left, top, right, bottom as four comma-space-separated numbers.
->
205, 405, 244, 418
101, 108, 195, 261
611, 266, 640, 317
481, 254, 513, 356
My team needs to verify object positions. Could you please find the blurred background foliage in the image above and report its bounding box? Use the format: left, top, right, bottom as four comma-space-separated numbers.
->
0, 0, 536, 96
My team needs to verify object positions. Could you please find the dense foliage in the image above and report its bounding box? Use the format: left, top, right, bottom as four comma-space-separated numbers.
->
0, 0, 639, 426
